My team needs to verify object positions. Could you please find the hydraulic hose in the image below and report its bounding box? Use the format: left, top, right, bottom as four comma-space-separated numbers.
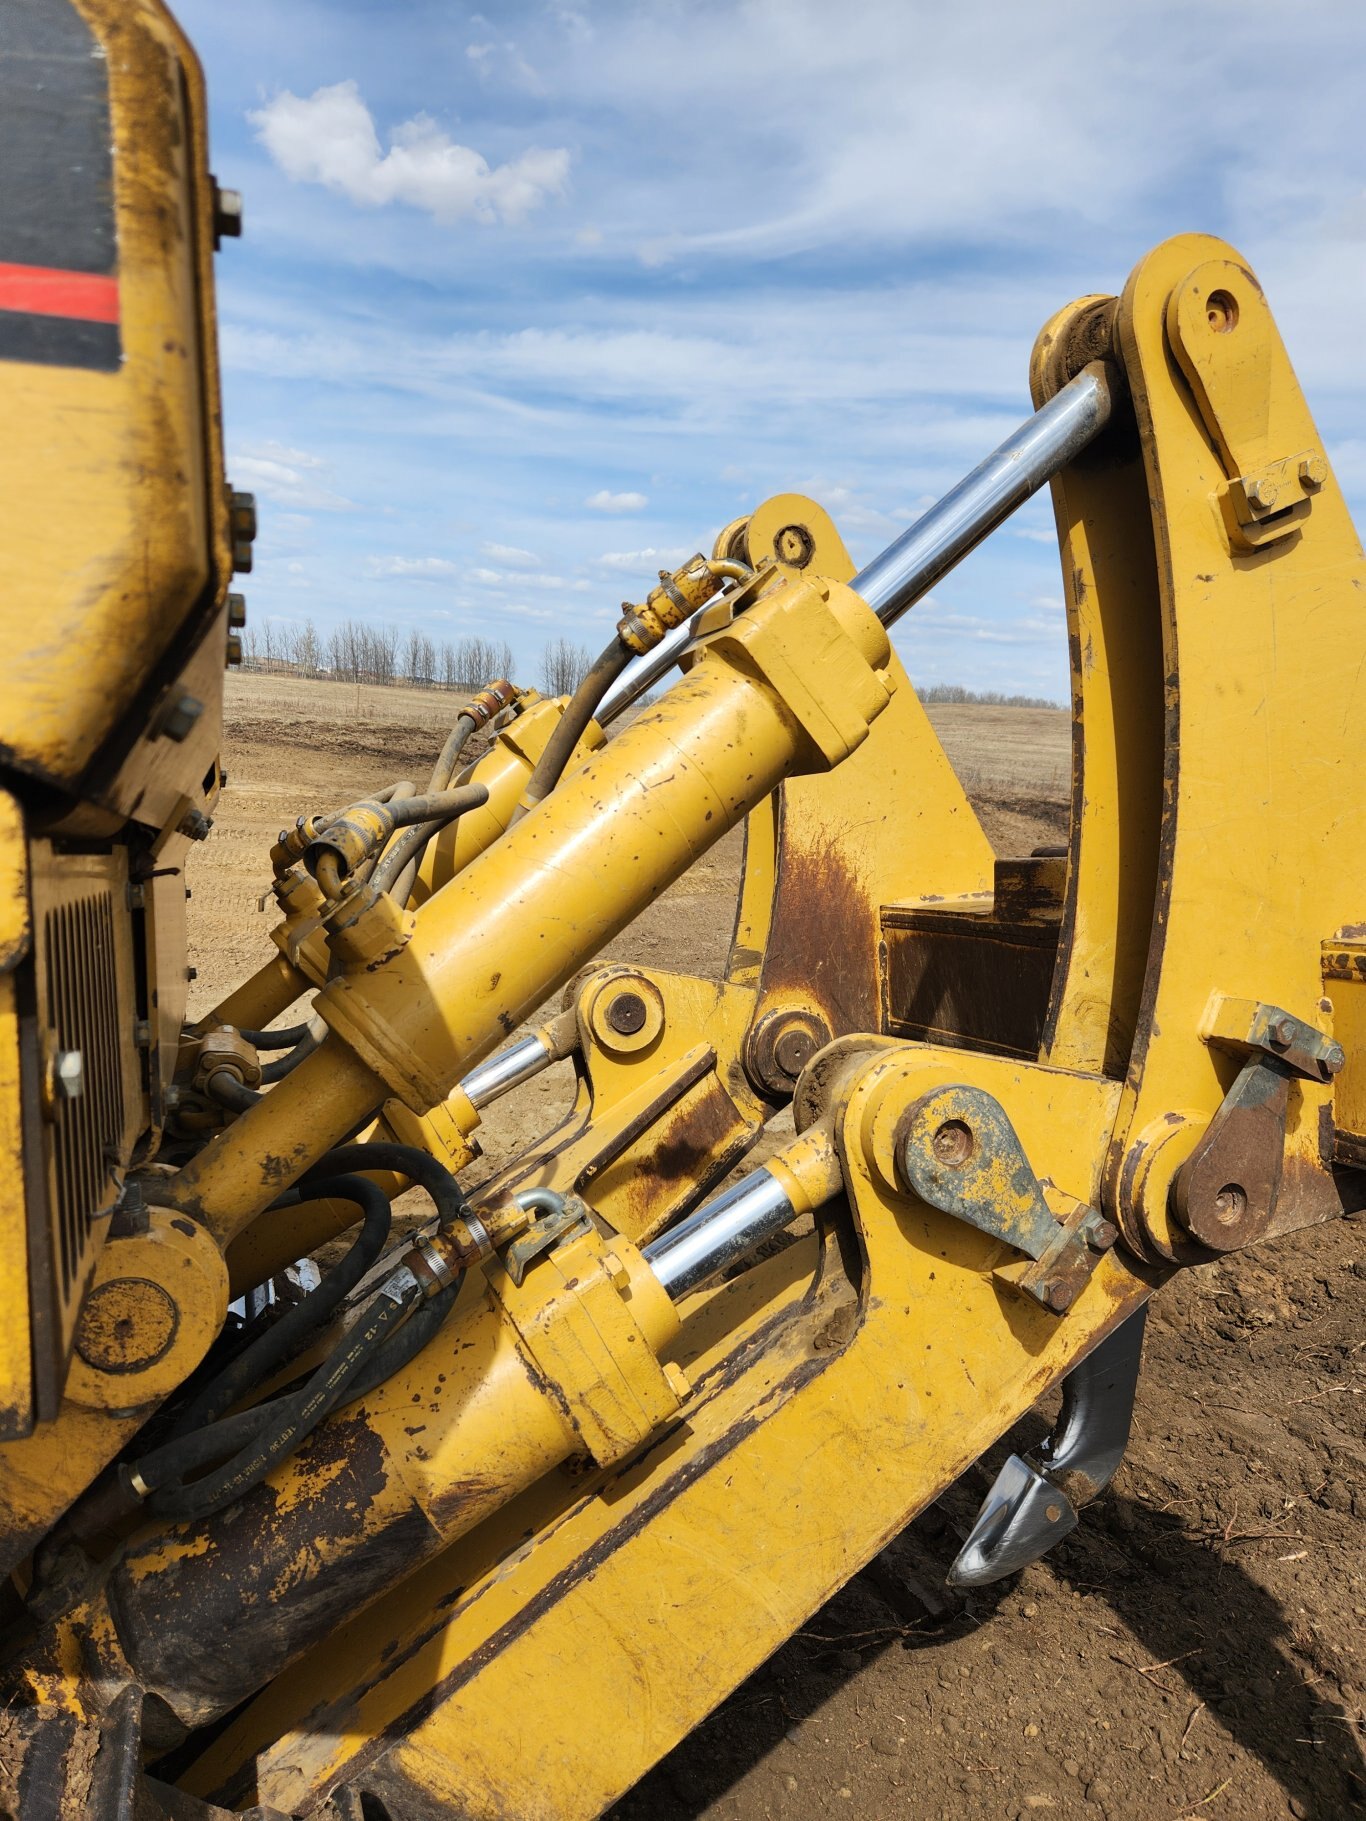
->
300, 1140, 471, 1229
143, 1277, 422, 1523
239, 1021, 311, 1051
511, 637, 634, 820
256, 1015, 328, 1083
371, 782, 489, 900
165, 1173, 393, 1441
428, 711, 478, 793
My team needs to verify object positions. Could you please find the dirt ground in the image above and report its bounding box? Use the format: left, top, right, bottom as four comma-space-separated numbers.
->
187, 673, 1364, 1821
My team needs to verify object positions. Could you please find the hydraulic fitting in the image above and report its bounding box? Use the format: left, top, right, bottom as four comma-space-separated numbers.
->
617, 553, 749, 655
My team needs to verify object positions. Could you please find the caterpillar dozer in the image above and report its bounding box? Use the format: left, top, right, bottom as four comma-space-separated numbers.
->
0, 2, 1362, 1815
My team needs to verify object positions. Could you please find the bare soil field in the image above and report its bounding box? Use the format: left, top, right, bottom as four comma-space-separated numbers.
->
187, 673, 1363, 1821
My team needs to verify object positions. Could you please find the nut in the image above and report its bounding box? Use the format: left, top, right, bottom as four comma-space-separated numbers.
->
601, 1251, 630, 1290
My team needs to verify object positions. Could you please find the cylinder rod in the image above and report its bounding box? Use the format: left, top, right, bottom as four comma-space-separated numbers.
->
852, 363, 1113, 626
644, 1168, 798, 1300
598, 620, 696, 726
461, 1031, 553, 1110
603, 363, 1115, 718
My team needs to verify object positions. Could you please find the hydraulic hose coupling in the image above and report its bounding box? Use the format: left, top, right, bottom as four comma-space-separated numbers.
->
466, 677, 519, 728
270, 812, 330, 877
617, 553, 733, 655
306, 800, 398, 890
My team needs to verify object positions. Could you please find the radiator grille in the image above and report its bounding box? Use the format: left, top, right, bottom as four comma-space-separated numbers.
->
44, 893, 124, 1304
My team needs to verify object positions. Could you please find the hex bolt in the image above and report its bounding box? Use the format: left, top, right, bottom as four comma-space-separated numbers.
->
1246, 476, 1279, 513
132, 1020, 152, 1050
664, 1362, 692, 1401
154, 692, 204, 744
178, 808, 213, 841
1043, 1280, 1072, 1313
1299, 453, 1327, 489
226, 634, 243, 667
601, 1251, 630, 1290
1325, 1042, 1346, 1076
231, 539, 254, 576
227, 591, 247, 628
606, 991, 647, 1036
931, 1118, 975, 1168
1086, 1218, 1119, 1252
53, 1050, 84, 1102
1270, 1015, 1296, 1046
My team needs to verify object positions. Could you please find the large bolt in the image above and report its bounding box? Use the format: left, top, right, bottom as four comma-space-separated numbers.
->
154, 692, 204, 744
1269, 1015, 1296, 1047
606, 991, 647, 1036
178, 807, 213, 841
1299, 453, 1327, 489
931, 1118, 974, 1168
227, 591, 248, 628
1245, 476, 1279, 513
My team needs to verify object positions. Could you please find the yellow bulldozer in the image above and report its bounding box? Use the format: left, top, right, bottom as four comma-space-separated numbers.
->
0, 2, 1362, 1816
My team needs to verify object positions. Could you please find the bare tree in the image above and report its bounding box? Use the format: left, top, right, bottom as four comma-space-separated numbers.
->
296, 618, 322, 676
539, 637, 592, 697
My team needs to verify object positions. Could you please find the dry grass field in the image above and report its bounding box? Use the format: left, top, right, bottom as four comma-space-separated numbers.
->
185, 672, 1364, 1821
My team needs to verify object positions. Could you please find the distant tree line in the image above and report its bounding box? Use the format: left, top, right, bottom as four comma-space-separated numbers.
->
238, 619, 1063, 711
240, 618, 516, 691
919, 683, 1062, 710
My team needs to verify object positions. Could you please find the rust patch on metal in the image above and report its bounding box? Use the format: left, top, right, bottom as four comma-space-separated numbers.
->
757, 823, 881, 1038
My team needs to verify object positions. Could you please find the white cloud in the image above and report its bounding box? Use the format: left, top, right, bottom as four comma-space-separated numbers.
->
249, 80, 569, 226
366, 555, 459, 579
228, 442, 354, 512
593, 546, 690, 572
481, 541, 541, 567
585, 489, 648, 512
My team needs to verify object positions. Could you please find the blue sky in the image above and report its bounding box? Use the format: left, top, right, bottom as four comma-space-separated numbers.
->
177, 0, 1366, 701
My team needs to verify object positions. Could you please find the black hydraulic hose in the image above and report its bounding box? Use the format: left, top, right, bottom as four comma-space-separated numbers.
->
302, 1140, 471, 1227
239, 1021, 311, 1050
204, 1069, 260, 1112
162, 1173, 393, 1442
512, 637, 634, 820
345, 1275, 460, 1399
144, 1278, 422, 1523
428, 712, 478, 792
256, 1015, 327, 1083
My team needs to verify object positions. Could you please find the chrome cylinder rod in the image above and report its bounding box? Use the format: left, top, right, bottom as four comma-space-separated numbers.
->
598, 619, 694, 726
460, 1031, 553, 1110
601, 362, 1114, 720
644, 1168, 800, 1301
852, 362, 1113, 626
